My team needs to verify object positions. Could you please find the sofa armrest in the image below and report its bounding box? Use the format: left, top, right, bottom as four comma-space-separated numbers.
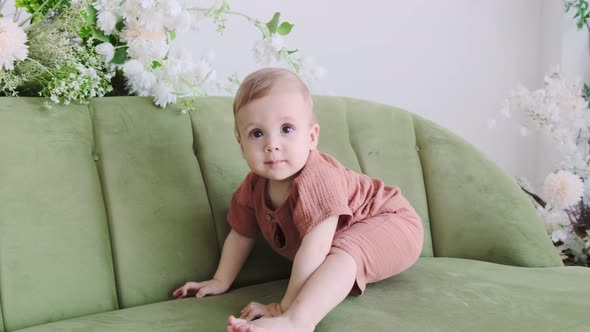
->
412, 115, 562, 267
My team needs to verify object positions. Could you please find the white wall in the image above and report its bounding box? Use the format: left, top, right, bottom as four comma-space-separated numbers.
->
179, 0, 544, 182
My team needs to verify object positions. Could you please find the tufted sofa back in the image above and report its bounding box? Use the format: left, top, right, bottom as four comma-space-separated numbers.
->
0, 96, 559, 331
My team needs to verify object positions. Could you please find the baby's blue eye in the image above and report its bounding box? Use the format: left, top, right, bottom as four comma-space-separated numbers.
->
250, 129, 263, 138
281, 125, 294, 134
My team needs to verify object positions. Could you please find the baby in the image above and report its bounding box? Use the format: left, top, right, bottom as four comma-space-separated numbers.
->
173, 68, 424, 332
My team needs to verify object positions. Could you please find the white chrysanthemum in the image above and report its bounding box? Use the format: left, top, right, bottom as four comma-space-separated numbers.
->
542, 170, 584, 210
153, 81, 176, 107
123, 59, 157, 95
127, 37, 168, 62
0, 19, 29, 70
97, 10, 118, 35
96, 42, 115, 63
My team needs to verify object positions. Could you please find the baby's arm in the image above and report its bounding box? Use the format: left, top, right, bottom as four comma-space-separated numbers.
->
173, 229, 255, 298
280, 216, 339, 311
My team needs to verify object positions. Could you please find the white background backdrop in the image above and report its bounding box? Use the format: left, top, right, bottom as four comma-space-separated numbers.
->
177, 0, 589, 190
3, 0, 588, 189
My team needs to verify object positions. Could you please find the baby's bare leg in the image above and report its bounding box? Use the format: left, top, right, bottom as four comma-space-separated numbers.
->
228, 247, 356, 332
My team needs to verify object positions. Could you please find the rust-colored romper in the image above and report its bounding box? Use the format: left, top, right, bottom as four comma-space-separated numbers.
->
227, 149, 423, 294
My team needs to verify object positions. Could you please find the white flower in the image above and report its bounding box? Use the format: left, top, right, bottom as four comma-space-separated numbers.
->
153, 81, 176, 107
0, 19, 29, 70
253, 34, 284, 65
551, 228, 569, 243
195, 59, 211, 82
539, 208, 568, 234
298, 55, 327, 84
123, 59, 157, 95
127, 37, 168, 62
97, 10, 119, 35
163, 52, 189, 77
96, 42, 115, 63
542, 170, 584, 210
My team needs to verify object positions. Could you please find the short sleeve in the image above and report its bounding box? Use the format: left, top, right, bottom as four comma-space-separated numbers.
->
292, 160, 353, 238
227, 173, 259, 238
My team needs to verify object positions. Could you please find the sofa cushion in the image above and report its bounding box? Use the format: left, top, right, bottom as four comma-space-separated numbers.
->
0, 99, 118, 331
12, 257, 589, 332
89, 98, 220, 308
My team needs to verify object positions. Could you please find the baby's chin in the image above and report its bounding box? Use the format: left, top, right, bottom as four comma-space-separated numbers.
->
254, 168, 301, 183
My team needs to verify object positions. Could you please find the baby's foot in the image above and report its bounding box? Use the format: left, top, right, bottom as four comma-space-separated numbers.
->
227, 315, 314, 332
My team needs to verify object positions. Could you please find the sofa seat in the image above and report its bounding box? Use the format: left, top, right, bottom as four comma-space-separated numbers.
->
15, 258, 589, 332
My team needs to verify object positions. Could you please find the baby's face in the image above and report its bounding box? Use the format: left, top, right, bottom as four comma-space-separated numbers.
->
235, 89, 319, 183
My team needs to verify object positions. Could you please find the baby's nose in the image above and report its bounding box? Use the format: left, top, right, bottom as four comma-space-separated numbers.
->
265, 144, 279, 152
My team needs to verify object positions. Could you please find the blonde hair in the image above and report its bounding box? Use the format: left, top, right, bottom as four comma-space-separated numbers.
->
233, 67, 315, 139
234, 67, 314, 113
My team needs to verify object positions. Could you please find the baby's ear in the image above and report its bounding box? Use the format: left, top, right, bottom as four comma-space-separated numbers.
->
309, 123, 320, 149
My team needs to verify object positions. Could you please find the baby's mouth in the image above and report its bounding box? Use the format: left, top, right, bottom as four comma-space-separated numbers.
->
265, 160, 285, 167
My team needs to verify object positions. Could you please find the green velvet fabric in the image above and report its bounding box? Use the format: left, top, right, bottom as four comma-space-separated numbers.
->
0, 296, 4, 332
0, 96, 582, 332
89, 98, 220, 308
0, 99, 118, 331
413, 115, 563, 267
13, 258, 590, 332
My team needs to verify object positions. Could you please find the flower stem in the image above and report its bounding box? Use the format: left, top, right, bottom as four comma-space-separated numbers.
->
186, 6, 268, 37
26, 58, 56, 79
519, 185, 547, 208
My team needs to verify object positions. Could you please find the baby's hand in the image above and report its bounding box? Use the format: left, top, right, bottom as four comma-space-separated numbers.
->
239, 302, 283, 321
172, 279, 229, 299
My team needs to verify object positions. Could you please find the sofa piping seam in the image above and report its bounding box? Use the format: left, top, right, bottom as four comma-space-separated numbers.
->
411, 115, 436, 257
88, 102, 122, 310
344, 99, 366, 175
187, 110, 223, 260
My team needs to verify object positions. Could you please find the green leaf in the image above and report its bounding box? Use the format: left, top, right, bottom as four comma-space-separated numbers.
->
277, 21, 294, 35
92, 28, 110, 43
583, 83, 590, 105
79, 26, 92, 39
111, 47, 128, 64
287, 49, 298, 55
169, 31, 176, 41
152, 61, 162, 69
266, 12, 280, 34
86, 4, 97, 26
116, 20, 125, 32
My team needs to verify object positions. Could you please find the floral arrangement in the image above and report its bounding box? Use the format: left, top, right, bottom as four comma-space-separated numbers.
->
0, 0, 325, 110
488, 1, 590, 266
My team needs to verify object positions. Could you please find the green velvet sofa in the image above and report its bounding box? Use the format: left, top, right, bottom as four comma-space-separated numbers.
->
1, 96, 589, 332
